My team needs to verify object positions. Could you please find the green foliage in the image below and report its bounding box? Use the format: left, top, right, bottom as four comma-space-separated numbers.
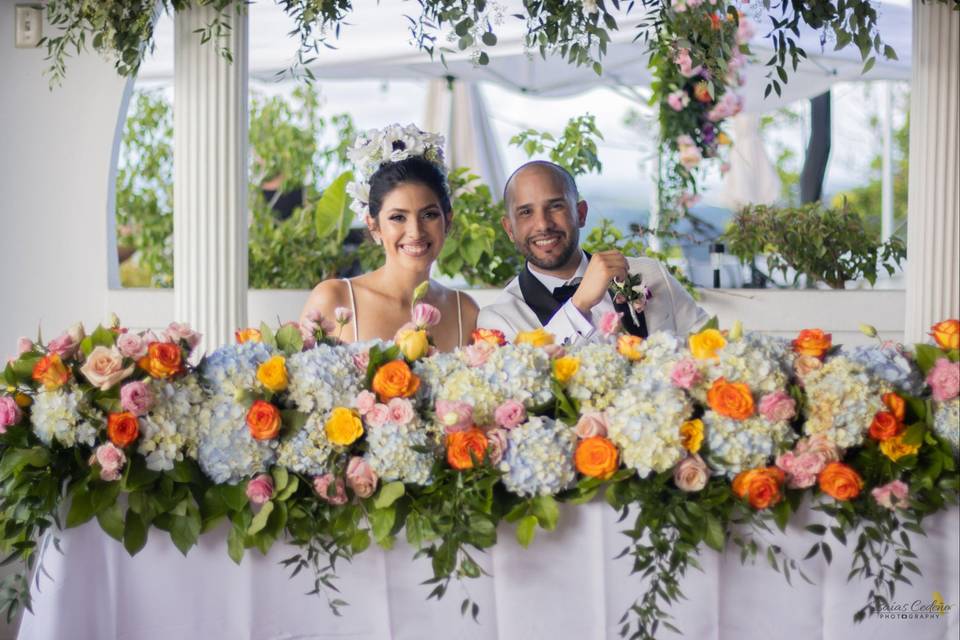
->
509, 115, 603, 177
724, 201, 907, 288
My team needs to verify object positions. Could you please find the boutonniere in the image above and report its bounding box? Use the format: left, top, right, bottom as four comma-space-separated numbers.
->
609, 274, 653, 328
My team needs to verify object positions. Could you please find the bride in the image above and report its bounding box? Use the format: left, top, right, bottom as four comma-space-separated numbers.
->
300, 125, 479, 351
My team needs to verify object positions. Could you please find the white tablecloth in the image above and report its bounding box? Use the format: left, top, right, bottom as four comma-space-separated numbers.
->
18, 502, 960, 640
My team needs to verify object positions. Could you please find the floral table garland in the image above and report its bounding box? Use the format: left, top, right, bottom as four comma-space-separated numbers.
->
1, 302, 958, 638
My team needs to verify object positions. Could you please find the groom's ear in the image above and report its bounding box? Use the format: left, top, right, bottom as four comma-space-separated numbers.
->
576, 200, 588, 228
500, 215, 516, 242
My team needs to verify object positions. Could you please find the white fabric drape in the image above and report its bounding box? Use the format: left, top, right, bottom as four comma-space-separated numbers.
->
721, 114, 781, 210
18, 502, 959, 639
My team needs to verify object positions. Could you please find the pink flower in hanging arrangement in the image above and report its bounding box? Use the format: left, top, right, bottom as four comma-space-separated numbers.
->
667, 90, 690, 112
673, 48, 702, 78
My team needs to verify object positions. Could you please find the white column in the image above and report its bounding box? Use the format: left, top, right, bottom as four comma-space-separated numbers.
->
173, 3, 249, 351
904, 1, 960, 342
880, 82, 894, 243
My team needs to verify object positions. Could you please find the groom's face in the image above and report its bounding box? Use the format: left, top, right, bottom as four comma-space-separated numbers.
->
502, 165, 587, 272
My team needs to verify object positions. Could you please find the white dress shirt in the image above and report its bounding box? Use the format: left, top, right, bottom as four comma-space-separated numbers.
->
527, 251, 615, 344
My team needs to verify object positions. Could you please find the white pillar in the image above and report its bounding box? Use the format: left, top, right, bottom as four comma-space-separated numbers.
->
904, 1, 960, 342
173, 4, 249, 350
880, 82, 894, 243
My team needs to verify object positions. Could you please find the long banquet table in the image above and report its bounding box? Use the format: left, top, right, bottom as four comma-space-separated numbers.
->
17, 501, 959, 640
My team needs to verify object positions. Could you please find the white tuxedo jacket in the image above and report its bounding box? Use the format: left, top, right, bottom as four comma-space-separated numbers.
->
477, 256, 709, 344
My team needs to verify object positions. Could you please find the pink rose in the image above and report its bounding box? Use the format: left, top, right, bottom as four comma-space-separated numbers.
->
366, 403, 390, 428
47, 331, 80, 359
599, 311, 622, 337
666, 90, 690, 112
16, 337, 33, 356
334, 306, 353, 326
0, 396, 23, 431
575, 412, 609, 439
926, 357, 959, 402
775, 434, 837, 489
674, 454, 710, 492
484, 428, 509, 466
872, 480, 909, 510
387, 397, 415, 425
543, 344, 567, 359
354, 390, 377, 416
90, 443, 127, 482
313, 473, 348, 505
116, 332, 149, 360
436, 400, 473, 433
245, 474, 274, 505
120, 380, 155, 416
758, 391, 797, 422
165, 322, 202, 350
412, 303, 442, 329
493, 400, 527, 430
463, 341, 496, 367
736, 17, 755, 44
801, 433, 840, 465
346, 456, 379, 498
670, 358, 702, 389
80, 346, 135, 391
352, 350, 371, 371
674, 48, 702, 78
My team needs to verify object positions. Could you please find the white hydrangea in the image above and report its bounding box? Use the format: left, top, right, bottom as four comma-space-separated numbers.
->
287, 344, 363, 414
30, 386, 98, 448
607, 374, 693, 478
499, 416, 577, 497
933, 398, 960, 456
564, 343, 630, 411
631, 331, 688, 379
413, 351, 465, 405
197, 397, 276, 485
702, 412, 795, 476
276, 413, 335, 477
364, 416, 441, 485
692, 332, 794, 402
137, 375, 207, 472
479, 344, 554, 410
803, 355, 888, 450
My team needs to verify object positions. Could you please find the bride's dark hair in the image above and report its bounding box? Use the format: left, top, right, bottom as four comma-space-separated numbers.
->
367, 156, 452, 218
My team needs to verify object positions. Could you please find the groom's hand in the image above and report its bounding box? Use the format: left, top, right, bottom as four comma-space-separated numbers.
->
571, 250, 629, 316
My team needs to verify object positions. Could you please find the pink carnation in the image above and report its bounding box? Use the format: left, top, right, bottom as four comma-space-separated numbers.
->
120, 380, 155, 416
670, 358, 702, 389
245, 474, 274, 505
493, 400, 527, 430
346, 457, 378, 499
0, 396, 23, 432
598, 311, 622, 337
926, 357, 959, 402
313, 473, 348, 506
871, 480, 909, 510
354, 390, 377, 416
387, 398, 415, 425
436, 400, 474, 433
758, 391, 797, 422
366, 403, 390, 428
412, 303, 442, 329
575, 412, 609, 439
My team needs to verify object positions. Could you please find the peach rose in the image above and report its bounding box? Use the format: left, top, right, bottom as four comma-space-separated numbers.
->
484, 427, 509, 466
246, 400, 281, 441
575, 436, 620, 479
930, 319, 960, 351
346, 456, 379, 498
463, 340, 496, 367
793, 355, 823, 381
107, 412, 140, 448
371, 360, 420, 402
673, 454, 710, 492
818, 462, 863, 501
792, 329, 832, 358
575, 412, 609, 439
235, 328, 263, 344
80, 346, 135, 391
732, 467, 784, 509
707, 377, 755, 420
616, 334, 644, 361
446, 428, 489, 470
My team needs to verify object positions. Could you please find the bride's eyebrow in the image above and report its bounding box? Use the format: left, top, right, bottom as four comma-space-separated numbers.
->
386, 204, 441, 214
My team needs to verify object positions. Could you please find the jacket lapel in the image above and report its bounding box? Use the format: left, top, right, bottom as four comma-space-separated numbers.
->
517, 263, 561, 327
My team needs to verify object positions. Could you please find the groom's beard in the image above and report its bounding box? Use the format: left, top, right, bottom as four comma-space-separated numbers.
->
517, 230, 579, 271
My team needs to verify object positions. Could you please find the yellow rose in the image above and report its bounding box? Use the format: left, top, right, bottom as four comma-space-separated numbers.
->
515, 328, 555, 347
879, 434, 921, 461
325, 407, 364, 446
717, 132, 732, 146
553, 356, 581, 384
689, 328, 727, 360
617, 335, 644, 361
395, 328, 430, 361
679, 419, 704, 453
256, 355, 288, 392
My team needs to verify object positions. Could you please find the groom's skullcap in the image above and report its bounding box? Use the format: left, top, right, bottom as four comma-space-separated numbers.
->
503, 161, 579, 211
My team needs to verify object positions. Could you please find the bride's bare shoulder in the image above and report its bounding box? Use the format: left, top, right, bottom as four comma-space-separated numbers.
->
301, 279, 350, 322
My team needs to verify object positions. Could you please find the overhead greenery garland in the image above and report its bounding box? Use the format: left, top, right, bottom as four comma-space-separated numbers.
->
1, 310, 958, 636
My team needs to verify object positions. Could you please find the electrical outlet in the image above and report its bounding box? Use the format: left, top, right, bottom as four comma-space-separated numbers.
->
15, 5, 43, 48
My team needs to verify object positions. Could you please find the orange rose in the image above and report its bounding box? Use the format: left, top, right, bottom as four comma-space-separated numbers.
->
732, 466, 784, 510
818, 462, 863, 501
707, 377, 755, 420
107, 412, 140, 447
868, 411, 903, 441
792, 329, 832, 358
693, 81, 713, 103
371, 360, 420, 402
930, 319, 960, 351
31, 354, 71, 390
617, 335, 644, 361
882, 392, 905, 422
235, 328, 262, 344
137, 342, 183, 379
246, 400, 281, 441
471, 328, 506, 347
575, 436, 620, 479
446, 428, 489, 470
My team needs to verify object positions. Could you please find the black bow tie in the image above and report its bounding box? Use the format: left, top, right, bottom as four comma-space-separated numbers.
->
551, 278, 582, 304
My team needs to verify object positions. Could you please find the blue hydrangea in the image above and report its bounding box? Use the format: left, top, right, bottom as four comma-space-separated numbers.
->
500, 416, 576, 497
364, 417, 440, 485
933, 398, 959, 457
276, 414, 334, 477
843, 344, 925, 396
197, 397, 276, 484
287, 344, 363, 414
703, 413, 795, 477
201, 342, 275, 398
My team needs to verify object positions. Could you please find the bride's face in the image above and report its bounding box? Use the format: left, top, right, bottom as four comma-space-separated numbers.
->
370, 181, 449, 267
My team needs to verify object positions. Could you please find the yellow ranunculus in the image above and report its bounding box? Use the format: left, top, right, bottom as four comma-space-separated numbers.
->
879, 434, 921, 461
325, 407, 364, 446
515, 328, 555, 347
395, 328, 430, 361
679, 419, 704, 453
553, 356, 581, 384
256, 355, 288, 392
617, 335, 644, 361
689, 328, 727, 360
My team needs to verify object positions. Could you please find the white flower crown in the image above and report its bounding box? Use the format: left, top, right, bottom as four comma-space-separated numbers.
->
346, 124, 447, 220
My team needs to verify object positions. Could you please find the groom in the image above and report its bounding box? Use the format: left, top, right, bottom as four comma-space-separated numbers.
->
477, 161, 708, 344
